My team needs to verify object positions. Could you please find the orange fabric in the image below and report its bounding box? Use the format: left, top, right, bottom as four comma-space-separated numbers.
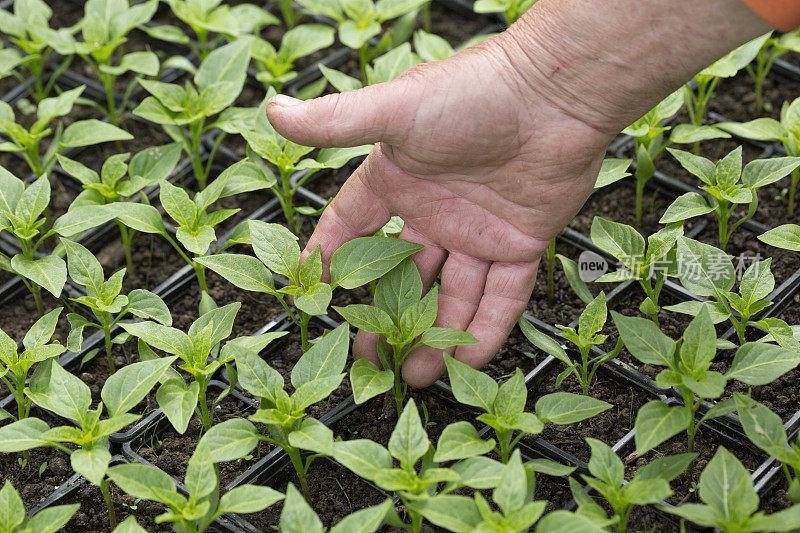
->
740, 0, 800, 31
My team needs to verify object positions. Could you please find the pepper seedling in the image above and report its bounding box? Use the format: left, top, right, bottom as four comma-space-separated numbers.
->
114, 159, 273, 299
570, 439, 695, 533
149, 0, 276, 59
0, 480, 79, 533
332, 399, 506, 533
278, 483, 393, 533
224, 92, 372, 234
0, 170, 120, 315
0, 308, 64, 422
133, 39, 251, 189
622, 90, 729, 222
521, 292, 626, 394
71, 0, 160, 124
0, 86, 133, 178
660, 147, 800, 251
297, 0, 425, 76
107, 438, 284, 532
682, 35, 769, 136
0, 0, 76, 102
662, 446, 800, 531
718, 95, 800, 213
319, 43, 421, 93
198, 325, 347, 500
0, 357, 176, 529
746, 30, 800, 114
61, 238, 172, 374
336, 257, 478, 415
251, 24, 334, 93
196, 227, 422, 351
666, 237, 791, 347
443, 356, 611, 462
735, 393, 800, 504
413, 450, 549, 532
590, 217, 683, 325
473, 0, 536, 26
57, 142, 183, 273
613, 306, 800, 456
121, 302, 285, 433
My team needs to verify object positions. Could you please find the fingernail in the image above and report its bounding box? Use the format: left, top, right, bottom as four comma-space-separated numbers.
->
271, 94, 302, 107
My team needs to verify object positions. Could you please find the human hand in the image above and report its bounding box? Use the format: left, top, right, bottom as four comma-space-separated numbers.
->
265, 0, 769, 387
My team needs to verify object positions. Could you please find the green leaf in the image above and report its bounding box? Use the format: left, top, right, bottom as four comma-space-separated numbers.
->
676, 237, 734, 297
555, 254, 594, 304
635, 453, 697, 483
611, 311, 675, 367
27, 503, 80, 533
159, 179, 197, 227
71, 444, 111, 485
0, 417, 50, 452
293, 282, 332, 317
727, 342, 800, 385
236, 349, 284, 403
663, 300, 732, 324
113, 202, 167, 235
334, 304, 395, 335
53, 204, 118, 237
60, 238, 103, 293
250, 221, 300, 281
121, 321, 192, 356
717, 118, 788, 141
156, 380, 199, 434
734, 394, 791, 460
15, 174, 49, 225
374, 256, 422, 324
330, 237, 423, 289
197, 418, 259, 462
590, 217, 645, 271
287, 417, 334, 456
388, 398, 429, 469
10, 255, 66, 298
332, 439, 393, 480
433, 421, 494, 462
60, 119, 133, 147
107, 463, 178, 503
103, 357, 178, 418
518, 317, 572, 366
669, 124, 729, 144
411, 495, 480, 533
666, 148, 716, 185
761, 222, 800, 250
350, 358, 393, 404
279, 484, 323, 533
699, 446, 758, 522
494, 368, 526, 422
420, 327, 478, 349
27, 359, 91, 423
195, 254, 275, 294
24, 307, 62, 349
37, 86, 84, 124
398, 285, 438, 341
586, 438, 623, 487
739, 258, 774, 308
535, 392, 611, 425
329, 499, 392, 533
680, 306, 717, 373
195, 38, 251, 93
218, 484, 284, 515
634, 401, 691, 455
534, 510, 609, 533
742, 157, 800, 189
444, 354, 498, 413
578, 292, 607, 339
126, 289, 172, 325
659, 192, 714, 224
291, 323, 349, 388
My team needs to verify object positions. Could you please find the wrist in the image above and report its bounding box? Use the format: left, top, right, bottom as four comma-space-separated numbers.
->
488, 0, 771, 134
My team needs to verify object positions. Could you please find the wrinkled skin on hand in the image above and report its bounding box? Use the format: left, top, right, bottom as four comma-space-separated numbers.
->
266, 0, 768, 387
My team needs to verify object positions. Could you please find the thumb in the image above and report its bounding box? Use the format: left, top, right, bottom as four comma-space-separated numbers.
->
266, 81, 413, 148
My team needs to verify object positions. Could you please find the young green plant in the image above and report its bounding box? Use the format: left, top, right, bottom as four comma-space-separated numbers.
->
473, 0, 536, 26
746, 30, 800, 113
444, 356, 611, 462
251, 24, 334, 93
622, 90, 729, 222
0, 308, 64, 422
108, 434, 283, 532
718, 96, 800, 213
332, 399, 506, 533
519, 293, 624, 394
213, 324, 349, 500
61, 238, 172, 374
662, 446, 800, 531
613, 306, 800, 456
57, 142, 183, 272
660, 147, 800, 250
0, 0, 76, 102
0, 357, 176, 528
570, 440, 695, 533
335, 257, 478, 415
319, 43, 420, 92
196, 226, 422, 351
297, 0, 424, 76
133, 39, 251, 189
72, 0, 160, 124
278, 483, 393, 533
0, 481, 79, 533
0, 170, 120, 315
0, 86, 133, 177
590, 217, 683, 325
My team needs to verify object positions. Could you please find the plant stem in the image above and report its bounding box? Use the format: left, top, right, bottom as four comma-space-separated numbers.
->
422, 1, 431, 31
100, 477, 117, 529
392, 344, 405, 417
497, 428, 512, 463
197, 378, 211, 431
117, 221, 134, 273
278, 167, 296, 233
790, 168, 799, 215
545, 239, 555, 303
579, 347, 590, 395
299, 312, 311, 352
287, 446, 311, 500
103, 318, 116, 374
31, 283, 44, 317
279, 0, 296, 28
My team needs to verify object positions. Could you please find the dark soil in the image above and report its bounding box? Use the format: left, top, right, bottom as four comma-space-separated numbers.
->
709, 66, 800, 122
